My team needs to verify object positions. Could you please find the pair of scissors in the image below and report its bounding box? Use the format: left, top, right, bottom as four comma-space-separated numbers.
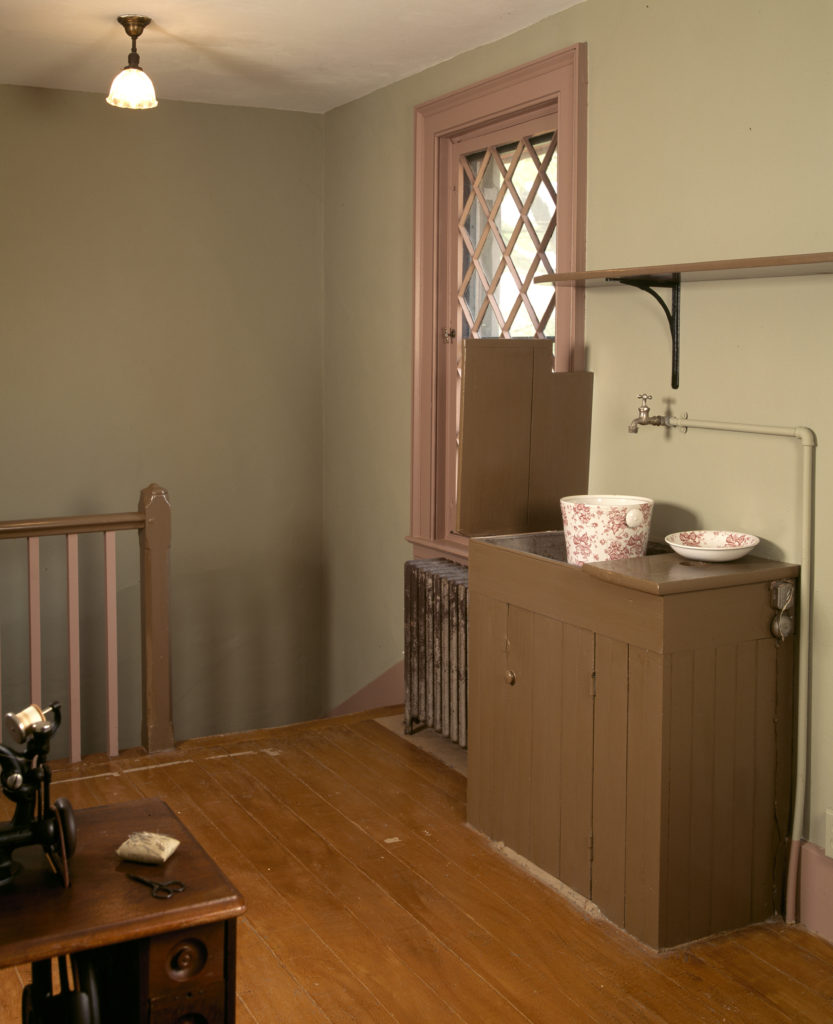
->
127, 873, 186, 899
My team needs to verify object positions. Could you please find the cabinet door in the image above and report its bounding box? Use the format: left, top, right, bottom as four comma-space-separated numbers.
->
468, 594, 594, 890
467, 592, 534, 857
531, 617, 594, 897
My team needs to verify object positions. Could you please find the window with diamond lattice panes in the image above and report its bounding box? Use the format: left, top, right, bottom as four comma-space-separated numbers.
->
411, 46, 587, 558
439, 127, 558, 540
458, 132, 557, 342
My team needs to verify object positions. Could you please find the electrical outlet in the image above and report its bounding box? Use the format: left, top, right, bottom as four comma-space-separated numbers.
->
826, 809, 833, 858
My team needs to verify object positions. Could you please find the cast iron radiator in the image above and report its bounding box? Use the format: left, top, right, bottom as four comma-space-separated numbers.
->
404, 559, 468, 746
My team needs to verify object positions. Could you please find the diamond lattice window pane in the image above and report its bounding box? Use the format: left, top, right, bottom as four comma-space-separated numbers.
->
463, 198, 485, 253
463, 272, 486, 328
480, 152, 503, 206
495, 193, 519, 244
457, 131, 556, 341
510, 224, 537, 281
509, 303, 536, 338
495, 269, 520, 322
528, 179, 556, 247
478, 303, 500, 338
510, 148, 535, 205
467, 151, 484, 178
528, 280, 555, 333
480, 235, 502, 280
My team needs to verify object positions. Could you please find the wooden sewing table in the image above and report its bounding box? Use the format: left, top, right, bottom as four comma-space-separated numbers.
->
0, 798, 246, 1023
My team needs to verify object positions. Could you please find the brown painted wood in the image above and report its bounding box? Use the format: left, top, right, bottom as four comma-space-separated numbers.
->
527, 363, 593, 532
457, 339, 538, 537
558, 622, 594, 897
467, 598, 532, 856
470, 537, 666, 650
664, 649, 695, 945
751, 639, 778, 922
0, 512, 145, 540
663, 583, 782, 653
139, 483, 175, 753
468, 594, 534, 856
470, 540, 799, 655
624, 647, 666, 949
731, 643, 758, 928
688, 647, 717, 941
466, 590, 506, 840
456, 340, 592, 537
468, 538, 797, 948
583, 552, 799, 595
501, 604, 534, 857
591, 634, 628, 926
0, 713, 822, 1024
774, 638, 796, 908
530, 614, 563, 877
711, 644, 739, 935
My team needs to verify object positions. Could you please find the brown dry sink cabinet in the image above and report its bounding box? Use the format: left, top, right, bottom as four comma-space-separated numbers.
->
466, 535, 797, 949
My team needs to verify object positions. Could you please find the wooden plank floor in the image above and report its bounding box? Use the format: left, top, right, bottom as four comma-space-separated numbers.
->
2, 709, 833, 1022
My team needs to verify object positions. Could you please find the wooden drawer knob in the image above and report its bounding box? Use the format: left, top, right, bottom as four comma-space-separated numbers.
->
167, 938, 207, 981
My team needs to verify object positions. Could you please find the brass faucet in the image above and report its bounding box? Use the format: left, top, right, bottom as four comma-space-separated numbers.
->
628, 393, 667, 433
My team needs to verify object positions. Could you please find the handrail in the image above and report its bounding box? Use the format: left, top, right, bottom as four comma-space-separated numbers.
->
0, 512, 145, 540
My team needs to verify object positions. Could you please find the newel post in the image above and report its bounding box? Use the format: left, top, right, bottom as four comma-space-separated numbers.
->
139, 483, 175, 751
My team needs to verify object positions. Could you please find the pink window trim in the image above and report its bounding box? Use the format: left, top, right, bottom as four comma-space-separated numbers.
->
409, 44, 588, 559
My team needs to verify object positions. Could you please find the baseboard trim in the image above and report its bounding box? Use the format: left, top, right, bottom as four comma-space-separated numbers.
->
799, 839, 833, 944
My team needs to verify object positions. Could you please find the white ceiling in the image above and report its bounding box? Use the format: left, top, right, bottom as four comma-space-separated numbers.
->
0, 0, 584, 114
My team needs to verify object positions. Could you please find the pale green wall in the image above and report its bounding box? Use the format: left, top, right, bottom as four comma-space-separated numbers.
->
3, 0, 833, 853
322, 0, 833, 850
0, 86, 326, 744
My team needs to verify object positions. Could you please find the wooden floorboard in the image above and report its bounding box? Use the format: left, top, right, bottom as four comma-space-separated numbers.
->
1, 712, 832, 1022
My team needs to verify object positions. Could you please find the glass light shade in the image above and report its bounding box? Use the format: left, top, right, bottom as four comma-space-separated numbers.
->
106, 67, 158, 109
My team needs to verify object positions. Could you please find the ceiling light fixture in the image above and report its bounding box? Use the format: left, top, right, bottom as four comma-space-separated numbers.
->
106, 15, 158, 110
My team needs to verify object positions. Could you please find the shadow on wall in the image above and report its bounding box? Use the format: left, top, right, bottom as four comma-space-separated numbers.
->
171, 556, 326, 742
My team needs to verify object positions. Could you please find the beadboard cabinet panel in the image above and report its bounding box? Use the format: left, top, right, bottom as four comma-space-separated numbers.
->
556, 623, 594, 897
529, 614, 564, 879
591, 634, 629, 928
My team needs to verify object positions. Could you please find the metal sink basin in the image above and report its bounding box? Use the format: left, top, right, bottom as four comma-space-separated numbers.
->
477, 530, 669, 565
477, 530, 569, 562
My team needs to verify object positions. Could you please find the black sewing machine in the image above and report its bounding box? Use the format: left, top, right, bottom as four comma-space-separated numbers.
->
0, 701, 76, 888
0, 704, 99, 1023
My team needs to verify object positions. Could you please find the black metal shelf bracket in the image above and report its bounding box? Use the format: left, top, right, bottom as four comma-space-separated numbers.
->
606, 273, 682, 389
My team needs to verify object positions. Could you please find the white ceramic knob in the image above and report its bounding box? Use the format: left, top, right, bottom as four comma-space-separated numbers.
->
625, 508, 642, 528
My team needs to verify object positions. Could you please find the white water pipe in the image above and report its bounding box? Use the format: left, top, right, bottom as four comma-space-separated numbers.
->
662, 414, 816, 924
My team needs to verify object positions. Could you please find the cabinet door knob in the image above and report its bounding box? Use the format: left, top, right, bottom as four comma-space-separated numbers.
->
504, 670, 516, 686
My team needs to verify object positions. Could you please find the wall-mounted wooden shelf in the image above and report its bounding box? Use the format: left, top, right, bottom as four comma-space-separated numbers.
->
535, 251, 833, 388
535, 251, 833, 286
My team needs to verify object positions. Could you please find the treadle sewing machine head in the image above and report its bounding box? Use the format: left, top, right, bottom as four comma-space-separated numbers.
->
0, 702, 76, 887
